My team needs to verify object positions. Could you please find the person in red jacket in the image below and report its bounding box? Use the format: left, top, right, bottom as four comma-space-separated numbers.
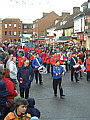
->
40, 51, 46, 67
51, 52, 60, 77
86, 56, 90, 81
45, 52, 51, 73
1, 68, 18, 100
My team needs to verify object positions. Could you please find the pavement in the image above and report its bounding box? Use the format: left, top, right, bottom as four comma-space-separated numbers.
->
26, 71, 90, 120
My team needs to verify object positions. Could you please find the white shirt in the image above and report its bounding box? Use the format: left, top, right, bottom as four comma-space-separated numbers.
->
9, 61, 17, 79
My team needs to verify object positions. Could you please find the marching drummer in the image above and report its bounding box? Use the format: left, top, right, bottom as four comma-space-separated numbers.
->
32, 53, 43, 85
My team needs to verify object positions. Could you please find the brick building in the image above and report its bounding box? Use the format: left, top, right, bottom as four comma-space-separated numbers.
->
2, 18, 22, 42
22, 23, 33, 34
33, 11, 59, 37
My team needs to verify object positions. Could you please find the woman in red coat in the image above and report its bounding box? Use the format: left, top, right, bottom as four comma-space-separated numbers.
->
1, 68, 18, 99
86, 56, 90, 81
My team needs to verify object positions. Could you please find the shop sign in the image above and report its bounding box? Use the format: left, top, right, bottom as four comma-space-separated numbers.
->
77, 34, 84, 40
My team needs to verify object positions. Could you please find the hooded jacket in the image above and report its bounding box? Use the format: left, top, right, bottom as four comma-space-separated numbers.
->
26, 98, 40, 118
2, 77, 18, 99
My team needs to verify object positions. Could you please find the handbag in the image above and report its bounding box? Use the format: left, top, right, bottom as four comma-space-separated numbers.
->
36, 58, 47, 74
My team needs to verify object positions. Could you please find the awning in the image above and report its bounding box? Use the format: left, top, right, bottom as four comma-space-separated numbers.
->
59, 36, 72, 42
55, 40, 67, 43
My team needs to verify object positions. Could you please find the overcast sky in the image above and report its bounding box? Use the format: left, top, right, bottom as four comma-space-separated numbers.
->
0, 0, 87, 23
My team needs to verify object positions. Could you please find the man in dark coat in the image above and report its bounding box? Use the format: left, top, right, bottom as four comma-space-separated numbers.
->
17, 59, 34, 99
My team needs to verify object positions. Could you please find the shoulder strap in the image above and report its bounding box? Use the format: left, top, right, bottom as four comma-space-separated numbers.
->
72, 57, 77, 64
36, 58, 41, 66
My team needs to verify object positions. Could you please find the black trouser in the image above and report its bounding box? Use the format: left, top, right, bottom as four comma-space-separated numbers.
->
71, 66, 78, 82
20, 87, 30, 99
51, 64, 53, 77
34, 70, 42, 84
46, 64, 50, 73
87, 71, 90, 81
65, 61, 68, 71
53, 78, 63, 96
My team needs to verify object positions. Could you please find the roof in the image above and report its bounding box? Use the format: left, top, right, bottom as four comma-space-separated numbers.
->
81, 2, 88, 7
55, 11, 81, 30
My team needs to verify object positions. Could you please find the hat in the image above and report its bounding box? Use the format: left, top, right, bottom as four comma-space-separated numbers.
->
0, 80, 8, 97
31, 116, 39, 120
14, 96, 21, 103
27, 98, 35, 107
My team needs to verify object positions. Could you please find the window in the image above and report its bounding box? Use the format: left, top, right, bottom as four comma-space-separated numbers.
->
41, 31, 44, 36
18, 31, 21, 36
24, 30, 27, 34
9, 31, 12, 35
24, 25, 27, 29
14, 24, 16, 28
18, 24, 21, 28
5, 24, 7, 28
14, 32, 16, 35
5, 31, 7, 35
9, 24, 12, 28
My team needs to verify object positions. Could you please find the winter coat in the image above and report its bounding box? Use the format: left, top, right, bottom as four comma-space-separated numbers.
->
53, 65, 65, 79
17, 65, 34, 88
0, 80, 8, 115
51, 55, 58, 66
86, 58, 90, 71
45, 54, 51, 64
32, 57, 43, 70
4, 111, 31, 120
26, 98, 40, 118
2, 77, 18, 99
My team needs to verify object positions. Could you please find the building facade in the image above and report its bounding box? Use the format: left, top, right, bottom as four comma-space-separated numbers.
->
2, 18, 22, 42
0, 19, 2, 42
22, 23, 33, 34
33, 11, 59, 37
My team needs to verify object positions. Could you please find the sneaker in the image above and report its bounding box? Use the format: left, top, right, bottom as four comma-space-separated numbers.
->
76, 79, 79, 82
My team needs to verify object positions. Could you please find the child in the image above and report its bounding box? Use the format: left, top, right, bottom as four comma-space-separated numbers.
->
26, 98, 40, 118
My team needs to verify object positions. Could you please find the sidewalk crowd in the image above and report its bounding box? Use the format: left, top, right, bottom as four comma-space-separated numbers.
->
0, 41, 90, 120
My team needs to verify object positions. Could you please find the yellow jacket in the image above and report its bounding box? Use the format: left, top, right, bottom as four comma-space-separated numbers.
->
4, 111, 31, 120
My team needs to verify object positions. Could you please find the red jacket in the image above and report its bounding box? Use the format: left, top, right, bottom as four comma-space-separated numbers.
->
86, 58, 90, 71
45, 54, 51, 64
51, 55, 59, 66
2, 77, 18, 99
40, 53, 46, 63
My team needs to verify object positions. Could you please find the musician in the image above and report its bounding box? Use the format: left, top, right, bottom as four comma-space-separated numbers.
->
86, 55, 90, 81
32, 53, 43, 85
53, 60, 65, 99
70, 52, 79, 82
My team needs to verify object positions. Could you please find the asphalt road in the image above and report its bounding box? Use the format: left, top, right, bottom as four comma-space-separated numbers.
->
29, 71, 90, 120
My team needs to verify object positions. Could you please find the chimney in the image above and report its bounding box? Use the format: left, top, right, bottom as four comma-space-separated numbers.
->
62, 12, 70, 17
73, 7, 80, 14
43, 13, 49, 17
